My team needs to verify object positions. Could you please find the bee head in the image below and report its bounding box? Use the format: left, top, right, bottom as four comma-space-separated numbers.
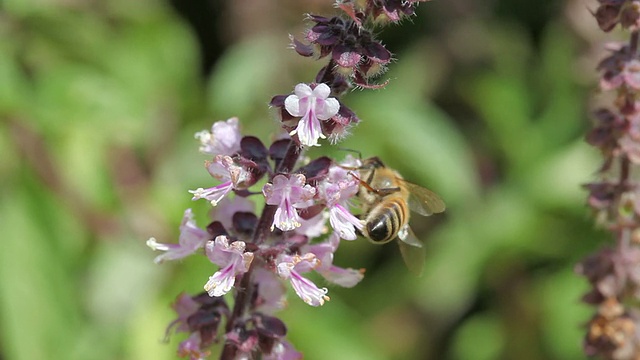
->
362, 156, 385, 169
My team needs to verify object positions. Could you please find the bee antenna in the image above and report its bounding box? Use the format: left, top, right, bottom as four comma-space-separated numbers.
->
336, 147, 362, 160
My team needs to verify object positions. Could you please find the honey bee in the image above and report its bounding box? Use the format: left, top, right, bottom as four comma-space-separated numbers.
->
350, 157, 445, 275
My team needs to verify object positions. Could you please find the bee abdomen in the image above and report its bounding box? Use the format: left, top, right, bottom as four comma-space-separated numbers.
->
365, 199, 406, 244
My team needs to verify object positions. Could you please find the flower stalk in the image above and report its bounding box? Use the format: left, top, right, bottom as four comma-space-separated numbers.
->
579, 2, 640, 358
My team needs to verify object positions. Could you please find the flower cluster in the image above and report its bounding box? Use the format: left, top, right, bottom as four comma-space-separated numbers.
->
338, 0, 426, 24
149, 116, 367, 359
579, 2, 640, 358
594, 0, 640, 32
291, 14, 391, 89
147, 1, 432, 359
149, 116, 367, 358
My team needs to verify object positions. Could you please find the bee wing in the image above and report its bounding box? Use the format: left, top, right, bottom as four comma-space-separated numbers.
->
397, 224, 425, 276
401, 180, 446, 216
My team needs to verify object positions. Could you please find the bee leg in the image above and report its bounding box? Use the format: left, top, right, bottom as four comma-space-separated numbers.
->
376, 187, 401, 197
348, 171, 377, 193
349, 171, 400, 197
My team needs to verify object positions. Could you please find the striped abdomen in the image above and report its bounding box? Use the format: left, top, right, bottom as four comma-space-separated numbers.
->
363, 196, 409, 244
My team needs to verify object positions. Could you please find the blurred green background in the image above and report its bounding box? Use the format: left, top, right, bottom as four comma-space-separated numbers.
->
0, 0, 610, 359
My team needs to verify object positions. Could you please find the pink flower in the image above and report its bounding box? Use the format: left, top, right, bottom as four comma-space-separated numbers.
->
263, 174, 316, 231
302, 233, 364, 288
204, 236, 254, 297
189, 155, 252, 206
284, 83, 340, 147
276, 253, 329, 306
147, 209, 209, 263
318, 165, 363, 240
195, 117, 242, 156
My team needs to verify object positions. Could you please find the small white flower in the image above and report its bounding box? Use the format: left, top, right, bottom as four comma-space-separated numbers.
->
284, 83, 340, 147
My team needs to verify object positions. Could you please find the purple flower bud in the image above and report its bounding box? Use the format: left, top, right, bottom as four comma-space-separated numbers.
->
168, 293, 203, 335
594, 4, 622, 32
293, 15, 393, 87
206, 221, 228, 238
253, 313, 287, 339
289, 34, 314, 57
326, 104, 360, 144
294, 156, 332, 184
370, 0, 418, 22
597, 43, 639, 91
314, 65, 351, 96
269, 139, 294, 170
585, 182, 618, 211
250, 314, 292, 358
620, 1, 640, 30
166, 292, 229, 359
587, 108, 626, 153
239, 137, 268, 158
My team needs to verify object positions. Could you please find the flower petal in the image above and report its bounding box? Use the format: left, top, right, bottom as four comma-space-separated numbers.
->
312, 83, 331, 98
294, 83, 313, 97
204, 263, 236, 297
319, 265, 364, 288
295, 115, 325, 147
288, 270, 329, 306
318, 97, 340, 120
284, 94, 302, 117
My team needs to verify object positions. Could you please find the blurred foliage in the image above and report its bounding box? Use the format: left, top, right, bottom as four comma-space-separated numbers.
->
0, 0, 605, 359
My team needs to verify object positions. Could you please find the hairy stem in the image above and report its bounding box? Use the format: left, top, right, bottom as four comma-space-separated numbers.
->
220, 140, 302, 359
